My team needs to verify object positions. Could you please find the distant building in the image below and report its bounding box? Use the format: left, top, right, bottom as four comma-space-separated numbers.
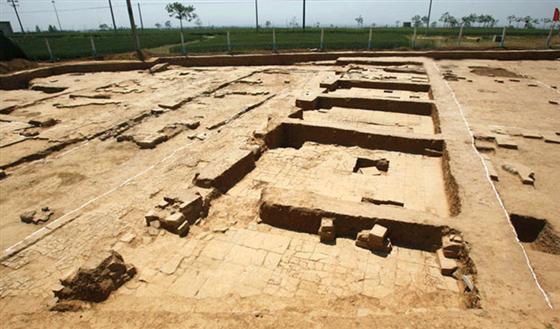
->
0, 21, 14, 35
403, 22, 412, 28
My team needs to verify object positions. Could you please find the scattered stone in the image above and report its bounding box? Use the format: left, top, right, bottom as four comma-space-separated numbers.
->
161, 213, 185, 232
522, 131, 542, 139
20, 210, 36, 224
135, 133, 167, 149
436, 249, 457, 276
355, 230, 370, 249
442, 235, 463, 258
29, 117, 58, 127
20, 208, 54, 224
356, 224, 392, 253
177, 192, 203, 224
368, 225, 389, 250
509, 79, 520, 82
543, 133, 560, 144
494, 136, 518, 149
474, 140, 495, 152
151, 108, 165, 115
149, 63, 169, 74
318, 217, 335, 243
52, 251, 136, 308
482, 156, 499, 181
549, 100, 559, 105
157, 200, 169, 209
0, 169, 6, 180
502, 163, 534, 185
528, 83, 538, 87
494, 79, 504, 83
375, 158, 390, 172
145, 210, 159, 226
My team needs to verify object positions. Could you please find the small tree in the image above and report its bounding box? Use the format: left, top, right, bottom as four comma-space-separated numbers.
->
155, 23, 162, 29
411, 15, 422, 28
439, 12, 451, 27
99, 23, 110, 31
355, 15, 364, 28
165, 20, 172, 28
420, 16, 429, 27
507, 15, 517, 27
35, 25, 41, 33
165, 2, 197, 32
265, 20, 271, 28
48, 25, 57, 32
194, 17, 203, 28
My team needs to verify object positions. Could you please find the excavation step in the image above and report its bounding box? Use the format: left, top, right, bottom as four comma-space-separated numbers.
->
269, 119, 443, 156
259, 187, 445, 250
296, 93, 435, 116
194, 148, 257, 193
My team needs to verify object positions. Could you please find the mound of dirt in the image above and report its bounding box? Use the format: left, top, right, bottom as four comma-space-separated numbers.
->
469, 66, 523, 78
0, 59, 38, 74
51, 251, 136, 311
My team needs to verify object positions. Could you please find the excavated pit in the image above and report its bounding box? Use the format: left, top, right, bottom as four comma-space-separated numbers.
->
510, 214, 560, 255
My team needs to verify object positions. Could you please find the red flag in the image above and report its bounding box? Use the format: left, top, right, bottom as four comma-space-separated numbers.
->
554, 8, 560, 22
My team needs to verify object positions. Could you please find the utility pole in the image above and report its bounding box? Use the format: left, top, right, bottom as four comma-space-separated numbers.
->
137, 2, 144, 30
108, 0, 117, 31
426, 0, 433, 34
254, 0, 259, 31
9, 0, 25, 33
51, 0, 62, 31
125, 0, 142, 59
302, 0, 306, 30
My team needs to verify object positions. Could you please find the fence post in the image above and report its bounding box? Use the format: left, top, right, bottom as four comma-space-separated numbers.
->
227, 31, 232, 53
500, 26, 506, 48
90, 36, 97, 57
272, 28, 277, 52
45, 38, 54, 61
457, 23, 464, 46
368, 27, 373, 50
180, 31, 186, 55
411, 27, 417, 48
320, 28, 324, 51
545, 23, 554, 48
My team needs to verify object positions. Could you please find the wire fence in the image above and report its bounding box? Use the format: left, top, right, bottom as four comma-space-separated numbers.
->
9, 27, 559, 61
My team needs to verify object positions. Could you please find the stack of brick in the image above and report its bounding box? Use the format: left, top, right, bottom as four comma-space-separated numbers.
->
355, 224, 392, 253
318, 218, 335, 243
436, 234, 464, 276
144, 190, 203, 237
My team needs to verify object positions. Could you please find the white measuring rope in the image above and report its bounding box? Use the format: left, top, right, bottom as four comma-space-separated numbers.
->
432, 62, 553, 309
3, 136, 201, 257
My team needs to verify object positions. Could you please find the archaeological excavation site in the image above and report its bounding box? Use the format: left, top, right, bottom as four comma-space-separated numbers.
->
0, 50, 559, 327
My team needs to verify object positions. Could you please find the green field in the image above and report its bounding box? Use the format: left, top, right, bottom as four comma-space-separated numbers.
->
8, 27, 556, 61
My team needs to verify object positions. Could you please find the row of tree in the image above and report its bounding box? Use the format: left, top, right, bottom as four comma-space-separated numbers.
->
412, 13, 555, 29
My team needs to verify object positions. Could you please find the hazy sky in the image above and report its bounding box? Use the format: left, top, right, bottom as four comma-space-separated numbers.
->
1, 0, 558, 31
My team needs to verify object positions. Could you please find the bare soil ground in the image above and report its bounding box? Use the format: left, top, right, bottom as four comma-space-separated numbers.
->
0, 55, 559, 328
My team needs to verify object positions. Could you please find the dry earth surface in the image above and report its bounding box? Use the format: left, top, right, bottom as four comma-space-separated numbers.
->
0, 55, 559, 328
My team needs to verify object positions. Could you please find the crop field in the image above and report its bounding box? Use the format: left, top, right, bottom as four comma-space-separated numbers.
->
8, 27, 558, 60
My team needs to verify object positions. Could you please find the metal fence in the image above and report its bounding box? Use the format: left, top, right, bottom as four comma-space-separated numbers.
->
10, 26, 559, 61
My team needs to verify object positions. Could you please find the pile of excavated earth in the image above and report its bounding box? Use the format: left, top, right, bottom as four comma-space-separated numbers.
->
0, 51, 559, 328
